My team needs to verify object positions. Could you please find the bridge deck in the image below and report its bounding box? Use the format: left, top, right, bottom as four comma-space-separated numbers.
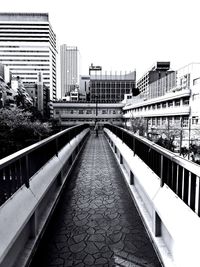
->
30, 133, 162, 267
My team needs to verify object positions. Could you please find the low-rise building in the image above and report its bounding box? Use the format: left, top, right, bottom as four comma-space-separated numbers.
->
123, 63, 200, 147
52, 101, 124, 127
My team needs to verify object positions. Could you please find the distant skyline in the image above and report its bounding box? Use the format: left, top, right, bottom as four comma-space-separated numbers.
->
1, 0, 200, 79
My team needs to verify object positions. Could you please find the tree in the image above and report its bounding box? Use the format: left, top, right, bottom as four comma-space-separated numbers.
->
0, 107, 51, 158
130, 116, 147, 136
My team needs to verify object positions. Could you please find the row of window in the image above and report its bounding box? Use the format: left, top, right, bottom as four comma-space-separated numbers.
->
0, 50, 49, 53
55, 109, 121, 115
126, 116, 190, 127
91, 89, 130, 93
124, 97, 190, 114
90, 82, 133, 89
1, 59, 49, 62
61, 118, 121, 122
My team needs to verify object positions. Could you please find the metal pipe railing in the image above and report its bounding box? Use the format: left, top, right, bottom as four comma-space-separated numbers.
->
104, 124, 200, 217
0, 124, 89, 206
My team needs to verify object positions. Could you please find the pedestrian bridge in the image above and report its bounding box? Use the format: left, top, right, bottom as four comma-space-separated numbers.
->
0, 124, 200, 267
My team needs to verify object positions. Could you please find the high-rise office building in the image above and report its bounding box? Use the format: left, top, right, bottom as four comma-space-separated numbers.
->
0, 13, 57, 100
60, 44, 78, 97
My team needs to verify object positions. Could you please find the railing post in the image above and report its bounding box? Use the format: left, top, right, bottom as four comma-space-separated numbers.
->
130, 171, 134, 185
153, 211, 161, 237
120, 154, 123, 164
30, 210, 38, 238
133, 136, 136, 156
25, 155, 30, 188
55, 138, 58, 157
160, 155, 164, 187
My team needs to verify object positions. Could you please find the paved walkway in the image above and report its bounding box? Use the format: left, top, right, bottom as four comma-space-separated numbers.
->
30, 133, 162, 267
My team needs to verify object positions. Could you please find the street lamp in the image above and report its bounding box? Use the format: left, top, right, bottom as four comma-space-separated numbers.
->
95, 95, 98, 122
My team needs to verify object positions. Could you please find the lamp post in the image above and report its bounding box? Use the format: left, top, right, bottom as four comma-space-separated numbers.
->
95, 95, 98, 122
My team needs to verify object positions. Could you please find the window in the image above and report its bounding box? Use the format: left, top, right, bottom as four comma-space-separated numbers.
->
192, 117, 198, 125
86, 110, 92, 114
174, 116, 180, 124
175, 100, 180, 106
162, 117, 166, 124
79, 110, 84, 114
168, 101, 173, 107
169, 117, 173, 125
102, 110, 108, 114
193, 77, 200, 85
183, 98, 189, 105
182, 116, 188, 127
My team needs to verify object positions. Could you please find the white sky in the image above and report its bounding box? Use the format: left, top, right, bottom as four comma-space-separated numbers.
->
1, 0, 200, 79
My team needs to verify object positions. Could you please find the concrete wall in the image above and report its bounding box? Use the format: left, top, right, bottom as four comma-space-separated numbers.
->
0, 129, 89, 267
104, 128, 200, 267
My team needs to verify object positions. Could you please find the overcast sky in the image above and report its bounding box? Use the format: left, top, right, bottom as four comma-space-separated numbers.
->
1, 0, 200, 79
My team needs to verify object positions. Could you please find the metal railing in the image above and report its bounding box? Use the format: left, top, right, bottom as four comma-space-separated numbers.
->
0, 124, 89, 207
104, 124, 200, 217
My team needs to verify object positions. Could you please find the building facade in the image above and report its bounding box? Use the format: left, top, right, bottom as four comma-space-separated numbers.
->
0, 12, 57, 100
52, 101, 124, 127
60, 45, 78, 97
123, 63, 200, 146
137, 62, 174, 99
79, 75, 90, 101
89, 71, 136, 103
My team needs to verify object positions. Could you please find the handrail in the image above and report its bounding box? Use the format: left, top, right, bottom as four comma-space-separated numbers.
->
0, 124, 85, 168
121, 127, 200, 177
104, 124, 200, 217
0, 124, 89, 206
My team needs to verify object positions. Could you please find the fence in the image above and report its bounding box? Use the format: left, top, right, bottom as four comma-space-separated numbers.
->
104, 124, 200, 217
0, 124, 89, 207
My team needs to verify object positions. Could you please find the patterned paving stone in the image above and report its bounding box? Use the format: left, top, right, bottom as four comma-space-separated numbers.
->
30, 133, 162, 267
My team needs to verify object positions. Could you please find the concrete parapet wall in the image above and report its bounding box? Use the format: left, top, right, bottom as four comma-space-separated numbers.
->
0, 129, 89, 267
104, 128, 200, 267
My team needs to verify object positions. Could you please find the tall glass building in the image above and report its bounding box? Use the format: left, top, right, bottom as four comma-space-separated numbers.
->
0, 13, 57, 100
60, 44, 78, 97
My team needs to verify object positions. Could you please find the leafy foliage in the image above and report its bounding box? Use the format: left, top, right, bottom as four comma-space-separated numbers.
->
130, 116, 147, 136
0, 107, 52, 158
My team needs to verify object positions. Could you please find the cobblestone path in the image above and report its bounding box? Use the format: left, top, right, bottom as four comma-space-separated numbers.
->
30, 133, 162, 267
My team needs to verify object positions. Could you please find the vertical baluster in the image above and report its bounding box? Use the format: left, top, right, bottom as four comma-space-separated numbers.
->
198, 178, 200, 217
177, 165, 183, 198
15, 160, 21, 189
5, 166, 11, 199
190, 173, 196, 212
10, 164, 17, 193
25, 155, 30, 188
160, 155, 164, 187
172, 162, 177, 193
183, 169, 189, 204
0, 168, 5, 205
